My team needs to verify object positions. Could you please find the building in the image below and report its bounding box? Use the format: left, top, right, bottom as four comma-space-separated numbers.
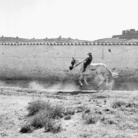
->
112, 29, 138, 39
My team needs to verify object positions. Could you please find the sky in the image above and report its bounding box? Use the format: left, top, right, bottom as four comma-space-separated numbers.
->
0, 0, 138, 41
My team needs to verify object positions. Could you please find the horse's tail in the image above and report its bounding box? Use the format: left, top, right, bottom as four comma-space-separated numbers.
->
105, 66, 118, 78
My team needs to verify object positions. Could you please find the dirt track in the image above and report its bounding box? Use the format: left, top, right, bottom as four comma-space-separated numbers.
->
0, 87, 138, 138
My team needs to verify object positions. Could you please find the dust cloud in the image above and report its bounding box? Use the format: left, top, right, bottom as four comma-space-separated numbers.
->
0, 79, 80, 92
0, 73, 138, 91
28, 81, 80, 92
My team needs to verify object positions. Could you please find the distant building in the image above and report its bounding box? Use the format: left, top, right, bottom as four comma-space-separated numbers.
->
112, 29, 138, 39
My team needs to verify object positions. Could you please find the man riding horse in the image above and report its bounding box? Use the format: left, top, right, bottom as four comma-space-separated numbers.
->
70, 52, 93, 72
69, 54, 118, 89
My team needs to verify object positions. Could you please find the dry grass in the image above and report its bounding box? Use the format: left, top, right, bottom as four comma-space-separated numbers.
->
45, 121, 62, 133
111, 100, 126, 108
2, 88, 138, 138
82, 110, 100, 124
51, 105, 64, 119
27, 100, 52, 116
30, 110, 52, 128
64, 107, 75, 116
21, 100, 64, 133
111, 100, 138, 111
30, 111, 62, 133
20, 124, 34, 133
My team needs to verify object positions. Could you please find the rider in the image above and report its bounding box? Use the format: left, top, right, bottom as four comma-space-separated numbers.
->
82, 52, 93, 72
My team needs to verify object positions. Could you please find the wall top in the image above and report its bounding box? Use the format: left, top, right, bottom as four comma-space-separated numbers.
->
0, 42, 138, 46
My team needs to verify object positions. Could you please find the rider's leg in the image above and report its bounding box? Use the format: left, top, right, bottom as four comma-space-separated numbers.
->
82, 62, 87, 72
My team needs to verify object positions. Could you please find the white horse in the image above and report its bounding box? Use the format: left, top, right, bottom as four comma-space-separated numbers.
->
69, 57, 118, 89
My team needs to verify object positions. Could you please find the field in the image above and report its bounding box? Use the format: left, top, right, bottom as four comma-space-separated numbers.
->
1, 35, 138, 138
0, 82, 138, 138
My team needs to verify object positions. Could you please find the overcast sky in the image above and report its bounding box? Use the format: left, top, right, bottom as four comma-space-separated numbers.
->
0, 0, 138, 40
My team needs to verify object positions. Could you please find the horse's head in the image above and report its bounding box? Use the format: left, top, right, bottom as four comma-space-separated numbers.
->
69, 57, 78, 70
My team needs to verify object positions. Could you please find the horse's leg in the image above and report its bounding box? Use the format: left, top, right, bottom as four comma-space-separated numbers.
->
95, 74, 105, 90
105, 75, 114, 90
79, 74, 84, 86
84, 76, 89, 85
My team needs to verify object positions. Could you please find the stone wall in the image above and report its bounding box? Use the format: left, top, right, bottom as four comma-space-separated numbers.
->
0, 43, 138, 80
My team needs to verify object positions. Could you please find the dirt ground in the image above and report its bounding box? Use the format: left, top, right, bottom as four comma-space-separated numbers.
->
0, 87, 138, 138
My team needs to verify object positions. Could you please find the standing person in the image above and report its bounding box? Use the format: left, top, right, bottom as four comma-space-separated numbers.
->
82, 52, 93, 72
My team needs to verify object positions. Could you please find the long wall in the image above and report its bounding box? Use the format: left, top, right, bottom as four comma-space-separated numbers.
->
0, 43, 138, 79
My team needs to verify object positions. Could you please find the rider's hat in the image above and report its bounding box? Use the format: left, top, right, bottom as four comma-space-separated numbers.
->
87, 52, 92, 55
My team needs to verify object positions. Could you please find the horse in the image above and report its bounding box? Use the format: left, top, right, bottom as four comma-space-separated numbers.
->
69, 57, 118, 90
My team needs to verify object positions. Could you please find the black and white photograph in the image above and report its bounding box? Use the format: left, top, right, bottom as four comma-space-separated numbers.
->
0, 0, 138, 137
